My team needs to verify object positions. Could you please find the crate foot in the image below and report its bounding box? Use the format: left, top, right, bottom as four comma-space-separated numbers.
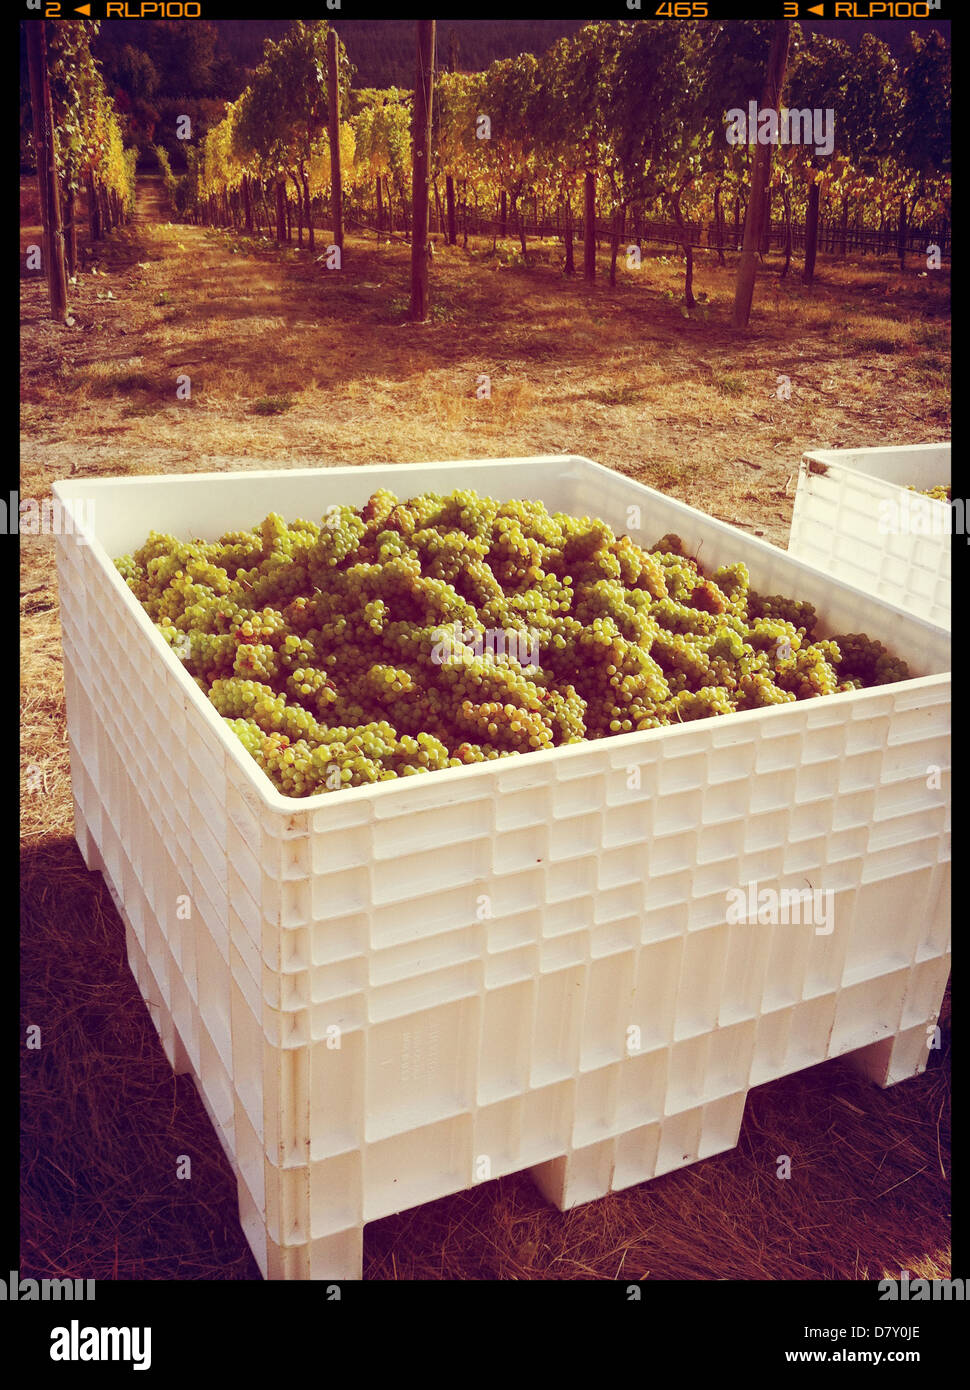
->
310, 1227, 363, 1283
73, 798, 102, 873
528, 1156, 571, 1210
236, 1172, 362, 1281
164, 1022, 195, 1078
527, 1152, 616, 1211
845, 1024, 933, 1089
263, 1228, 364, 1282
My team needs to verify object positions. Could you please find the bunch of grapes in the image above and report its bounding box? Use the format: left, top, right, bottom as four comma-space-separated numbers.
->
909, 484, 951, 502
115, 492, 912, 798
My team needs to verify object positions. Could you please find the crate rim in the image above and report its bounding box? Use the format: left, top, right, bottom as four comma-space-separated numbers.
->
800, 441, 952, 510
54, 455, 952, 815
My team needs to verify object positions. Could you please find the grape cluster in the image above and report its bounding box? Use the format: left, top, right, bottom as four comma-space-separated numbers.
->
909, 484, 951, 502
115, 492, 912, 798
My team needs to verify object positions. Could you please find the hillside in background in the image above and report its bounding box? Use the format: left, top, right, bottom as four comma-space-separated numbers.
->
94, 17, 949, 94
92, 19, 586, 92
339, 20, 587, 87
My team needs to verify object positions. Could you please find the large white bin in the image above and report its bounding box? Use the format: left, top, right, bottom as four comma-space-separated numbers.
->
52, 456, 951, 1280
788, 442, 951, 629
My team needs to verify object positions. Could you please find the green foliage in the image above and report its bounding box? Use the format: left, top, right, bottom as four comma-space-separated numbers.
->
898, 30, 950, 179
111, 44, 159, 103
352, 87, 412, 199
235, 21, 351, 174
166, 17, 948, 288
43, 20, 137, 215
153, 143, 177, 208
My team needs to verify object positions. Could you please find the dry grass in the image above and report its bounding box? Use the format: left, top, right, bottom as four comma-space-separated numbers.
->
20, 175, 950, 1280
21, 177, 949, 541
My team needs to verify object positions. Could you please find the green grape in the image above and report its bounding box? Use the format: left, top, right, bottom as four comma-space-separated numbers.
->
119, 489, 913, 797
909, 484, 950, 502
748, 591, 817, 635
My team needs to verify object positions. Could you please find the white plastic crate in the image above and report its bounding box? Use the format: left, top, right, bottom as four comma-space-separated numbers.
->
788, 443, 951, 628
52, 456, 951, 1281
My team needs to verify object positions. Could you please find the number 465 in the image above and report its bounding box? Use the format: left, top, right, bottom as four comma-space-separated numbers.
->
655, 3, 710, 14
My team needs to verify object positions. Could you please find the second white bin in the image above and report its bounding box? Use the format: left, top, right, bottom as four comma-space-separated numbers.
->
788, 442, 951, 629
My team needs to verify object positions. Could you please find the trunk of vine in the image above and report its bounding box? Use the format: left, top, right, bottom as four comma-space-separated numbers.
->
445, 174, 456, 246
609, 205, 625, 287
326, 27, 343, 253
671, 192, 695, 307
64, 188, 78, 277
275, 179, 286, 243
291, 174, 303, 246
408, 19, 435, 322
301, 171, 313, 253
840, 194, 849, 259
583, 171, 596, 282
760, 183, 772, 257
781, 182, 793, 279
87, 169, 102, 242
26, 20, 69, 322
731, 20, 790, 329
802, 180, 820, 285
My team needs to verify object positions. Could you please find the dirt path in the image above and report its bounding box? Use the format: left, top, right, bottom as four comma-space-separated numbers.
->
131, 172, 169, 226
